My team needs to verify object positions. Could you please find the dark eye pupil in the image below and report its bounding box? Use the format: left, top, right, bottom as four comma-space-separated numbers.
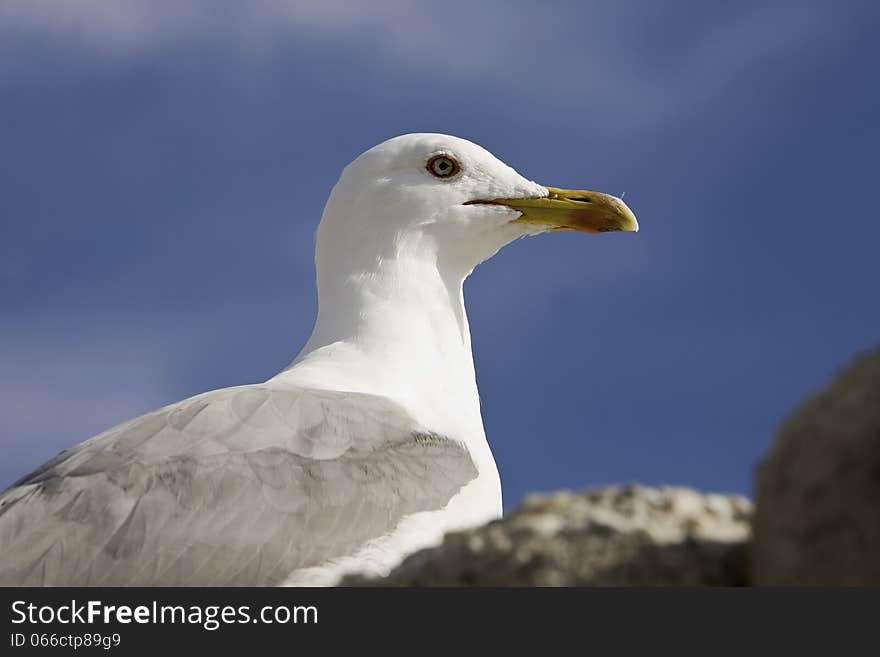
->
428, 155, 458, 178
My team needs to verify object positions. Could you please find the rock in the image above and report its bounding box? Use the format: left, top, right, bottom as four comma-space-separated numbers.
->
341, 485, 752, 586
752, 346, 880, 586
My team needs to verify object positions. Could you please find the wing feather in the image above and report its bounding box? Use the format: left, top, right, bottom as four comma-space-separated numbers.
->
0, 385, 476, 585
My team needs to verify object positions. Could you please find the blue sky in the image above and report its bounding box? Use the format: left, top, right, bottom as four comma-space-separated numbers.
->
2, 0, 878, 506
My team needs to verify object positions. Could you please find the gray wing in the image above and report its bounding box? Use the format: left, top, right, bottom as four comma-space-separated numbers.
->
0, 385, 477, 586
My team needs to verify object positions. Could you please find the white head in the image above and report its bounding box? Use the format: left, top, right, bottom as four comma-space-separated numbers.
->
286, 133, 638, 445
292, 133, 638, 404
315, 133, 638, 281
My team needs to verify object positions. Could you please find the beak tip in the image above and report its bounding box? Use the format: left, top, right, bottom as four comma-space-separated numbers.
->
616, 198, 639, 233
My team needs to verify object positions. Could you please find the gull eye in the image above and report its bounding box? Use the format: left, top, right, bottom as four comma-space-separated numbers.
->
427, 154, 460, 179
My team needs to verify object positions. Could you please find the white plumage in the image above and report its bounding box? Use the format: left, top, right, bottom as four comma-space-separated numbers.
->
0, 134, 637, 585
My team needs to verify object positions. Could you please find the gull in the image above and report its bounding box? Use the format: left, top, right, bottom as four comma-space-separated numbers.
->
0, 134, 638, 586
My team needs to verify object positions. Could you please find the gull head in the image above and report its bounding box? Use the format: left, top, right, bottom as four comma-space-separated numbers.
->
316, 133, 638, 276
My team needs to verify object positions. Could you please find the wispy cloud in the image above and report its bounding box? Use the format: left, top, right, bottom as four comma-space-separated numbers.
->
0, 0, 841, 129
0, 0, 467, 59
0, 327, 176, 487
0, 327, 175, 425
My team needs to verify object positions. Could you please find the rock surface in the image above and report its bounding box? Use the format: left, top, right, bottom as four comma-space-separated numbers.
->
343, 344, 880, 587
752, 346, 880, 585
342, 485, 751, 586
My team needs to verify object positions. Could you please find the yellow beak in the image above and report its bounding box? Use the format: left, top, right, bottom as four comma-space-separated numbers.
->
466, 186, 638, 234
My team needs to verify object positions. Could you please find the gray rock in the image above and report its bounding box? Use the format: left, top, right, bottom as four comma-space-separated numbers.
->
752, 345, 880, 586
342, 485, 751, 586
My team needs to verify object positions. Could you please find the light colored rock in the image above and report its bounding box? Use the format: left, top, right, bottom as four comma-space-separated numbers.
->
342, 485, 751, 586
